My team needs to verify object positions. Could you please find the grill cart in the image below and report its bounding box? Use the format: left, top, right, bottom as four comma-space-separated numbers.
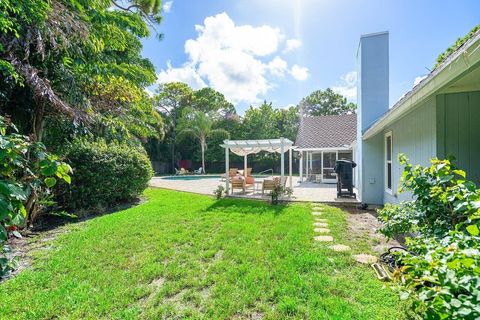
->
334, 159, 357, 198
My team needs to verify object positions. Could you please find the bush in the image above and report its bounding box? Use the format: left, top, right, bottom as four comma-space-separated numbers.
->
213, 185, 226, 199
57, 140, 153, 210
0, 116, 71, 277
378, 154, 479, 238
397, 232, 480, 319
377, 154, 480, 319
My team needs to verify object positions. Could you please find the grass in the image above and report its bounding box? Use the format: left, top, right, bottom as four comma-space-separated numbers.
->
0, 189, 407, 319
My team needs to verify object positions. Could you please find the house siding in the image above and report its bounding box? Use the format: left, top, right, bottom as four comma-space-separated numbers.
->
437, 91, 480, 184
363, 96, 437, 204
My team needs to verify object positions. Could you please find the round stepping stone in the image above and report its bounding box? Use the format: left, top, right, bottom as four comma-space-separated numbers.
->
314, 227, 330, 233
313, 222, 328, 228
314, 235, 333, 242
312, 212, 324, 216
314, 219, 327, 223
330, 244, 351, 252
353, 254, 377, 264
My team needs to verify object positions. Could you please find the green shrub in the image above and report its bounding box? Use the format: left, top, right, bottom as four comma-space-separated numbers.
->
378, 154, 479, 238
378, 154, 480, 319
57, 140, 153, 210
0, 116, 71, 277
397, 232, 480, 319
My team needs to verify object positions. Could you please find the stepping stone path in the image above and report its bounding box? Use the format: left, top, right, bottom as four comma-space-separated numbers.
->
330, 244, 351, 252
353, 254, 377, 264
311, 203, 378, 264
314, 235, 334, 242
313, 222, 328, 228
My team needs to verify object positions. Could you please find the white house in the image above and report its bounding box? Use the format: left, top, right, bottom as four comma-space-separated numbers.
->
357, 29, 480, 205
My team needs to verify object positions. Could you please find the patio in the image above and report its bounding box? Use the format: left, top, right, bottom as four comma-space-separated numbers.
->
149, 175, 359, 203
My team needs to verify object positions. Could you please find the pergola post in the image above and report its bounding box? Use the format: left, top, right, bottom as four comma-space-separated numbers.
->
299, 151, 303, 182
244, 154, 247, 178
289, 147, 292, 188
225, 143, 230, 194
280, 137, 285, 181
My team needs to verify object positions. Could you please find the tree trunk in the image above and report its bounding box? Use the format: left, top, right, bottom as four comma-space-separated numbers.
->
201, 139, 206, 174
33, 103, 45, 142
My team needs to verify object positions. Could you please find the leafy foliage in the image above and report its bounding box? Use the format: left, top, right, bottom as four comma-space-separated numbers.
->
0, 0, 163, 141
56, 139, 153, 210
0, 116, 71, 277
270, 185, 294, 205
434, 24, 480, 70
177, 108, 229, 173
397, 232, 480, 319
378, 155, 480, 238
298, 88, 356, 116
213, 185, 226, 199
377, 154, 480, 319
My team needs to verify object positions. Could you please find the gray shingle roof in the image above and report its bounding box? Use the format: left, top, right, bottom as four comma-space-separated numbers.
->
295, 114, 357, 149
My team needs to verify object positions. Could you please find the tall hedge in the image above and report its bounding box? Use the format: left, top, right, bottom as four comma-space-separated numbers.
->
57, 140, 153, 210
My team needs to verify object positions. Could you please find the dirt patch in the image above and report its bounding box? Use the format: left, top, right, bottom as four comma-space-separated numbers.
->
342, 207, 400, 254
2, 226, 74, 282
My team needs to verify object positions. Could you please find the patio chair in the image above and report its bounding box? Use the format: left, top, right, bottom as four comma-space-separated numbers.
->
194, 167, 203, 174
231, 176, 254, 194
175, 168, 187, 175
262, 177, 279, 195
221, 168, 238, 180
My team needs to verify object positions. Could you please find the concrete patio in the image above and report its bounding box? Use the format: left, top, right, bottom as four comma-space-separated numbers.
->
150, 176, 359, 204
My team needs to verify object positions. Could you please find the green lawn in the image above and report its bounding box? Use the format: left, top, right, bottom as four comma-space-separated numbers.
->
0, 189, 406, 319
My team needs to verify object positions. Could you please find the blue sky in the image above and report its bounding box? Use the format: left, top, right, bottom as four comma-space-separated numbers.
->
142, 0, 480, 114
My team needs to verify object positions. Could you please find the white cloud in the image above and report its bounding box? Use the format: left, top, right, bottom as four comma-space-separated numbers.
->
267, 56, 288, 77
290, 64, 309, 81
163, 1, 173, 13
157, 61, 207, 89
413, 75, 428, 86
156, 12, 307, 104
284, 39, 302, 53
332, 71, 357, 100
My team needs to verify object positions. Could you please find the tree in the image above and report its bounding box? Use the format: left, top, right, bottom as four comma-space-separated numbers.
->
155, 82, 194, 170
177, 108, 229, 174
193, 88, 236, 115
0, 0, 164, 142
298, 88, 356, 116
275, 105, 299, 142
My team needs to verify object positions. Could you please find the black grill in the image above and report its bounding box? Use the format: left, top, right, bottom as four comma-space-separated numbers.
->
334, 159, 357, 198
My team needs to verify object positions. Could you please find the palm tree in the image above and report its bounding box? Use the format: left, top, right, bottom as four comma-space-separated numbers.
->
177, 108, 229, 174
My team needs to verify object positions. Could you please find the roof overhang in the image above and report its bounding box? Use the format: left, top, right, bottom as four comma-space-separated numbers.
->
363, 31, 480, 140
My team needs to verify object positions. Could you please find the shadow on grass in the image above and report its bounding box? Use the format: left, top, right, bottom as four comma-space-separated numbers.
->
205, 197, 288, 216
32, 197, 145, 232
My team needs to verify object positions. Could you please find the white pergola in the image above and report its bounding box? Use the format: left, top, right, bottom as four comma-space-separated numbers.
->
220, 138, 294, 193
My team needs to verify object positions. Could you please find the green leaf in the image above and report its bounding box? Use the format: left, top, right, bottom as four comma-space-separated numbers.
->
0, 225, 7, 241
466, 224, 479, 236
62, 175, 71, 184
44, 177, 57, 188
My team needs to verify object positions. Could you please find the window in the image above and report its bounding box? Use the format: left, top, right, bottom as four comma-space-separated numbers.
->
385, 132, 393, 193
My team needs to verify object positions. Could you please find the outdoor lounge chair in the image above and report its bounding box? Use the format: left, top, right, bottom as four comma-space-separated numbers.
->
221, 168, 239, 180
194, 167, 203, 174
262, 177, 279, 195
262, 176, 287, 195
231, 176, 254, 194
175, 168, 188, 175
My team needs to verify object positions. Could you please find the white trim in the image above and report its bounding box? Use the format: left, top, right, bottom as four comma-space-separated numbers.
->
385, 131, 393, 195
